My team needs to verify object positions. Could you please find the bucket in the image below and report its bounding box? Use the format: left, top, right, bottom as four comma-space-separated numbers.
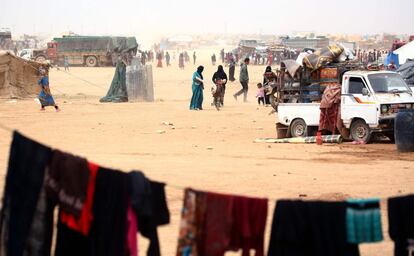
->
395, 109, 414, 152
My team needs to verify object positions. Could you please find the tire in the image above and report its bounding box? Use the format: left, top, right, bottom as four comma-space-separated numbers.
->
85, 56, 98, 67
290, 119, 307, 138
350, 119, 371, 143
35, 55, 46, 62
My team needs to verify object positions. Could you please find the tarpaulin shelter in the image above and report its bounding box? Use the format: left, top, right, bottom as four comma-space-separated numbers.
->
385, 52, 400, 68
394, 41, 414, 65
0, 52, 48, 99
397, 59, 414, 86
100, 39, 139, 103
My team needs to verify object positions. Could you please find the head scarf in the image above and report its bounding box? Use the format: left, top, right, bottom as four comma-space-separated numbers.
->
214, 65, 227, 80
197, 66, 204, 79
265, 66, 272, 72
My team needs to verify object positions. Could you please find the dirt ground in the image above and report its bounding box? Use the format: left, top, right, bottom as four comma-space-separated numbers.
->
0, 48, 413, 255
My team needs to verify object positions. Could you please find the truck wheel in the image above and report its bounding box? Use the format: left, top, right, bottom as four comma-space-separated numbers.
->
35, 55, 46, 62
290, 119, 307, 138
85, 56, 98, 67
350, 119, 371, 143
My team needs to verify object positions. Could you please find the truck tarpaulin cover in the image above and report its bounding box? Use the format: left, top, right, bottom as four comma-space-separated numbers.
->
54, 36, 138, 53
303, 44, 344, 71
397, 59, 414, 85
0, 52, 48, 98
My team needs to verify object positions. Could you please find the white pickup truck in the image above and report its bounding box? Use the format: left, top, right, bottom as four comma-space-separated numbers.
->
276, 71, 414, 143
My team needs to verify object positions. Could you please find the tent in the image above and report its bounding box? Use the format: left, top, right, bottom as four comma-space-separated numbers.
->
397, 59, 414, 86
0, 52, 48, 99
394, 41, 414, 65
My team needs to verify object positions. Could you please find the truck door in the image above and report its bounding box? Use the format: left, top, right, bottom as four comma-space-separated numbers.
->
341, 76, 378, 126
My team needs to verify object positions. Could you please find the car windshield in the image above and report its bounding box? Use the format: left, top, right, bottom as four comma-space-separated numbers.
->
368, 73, 410, 93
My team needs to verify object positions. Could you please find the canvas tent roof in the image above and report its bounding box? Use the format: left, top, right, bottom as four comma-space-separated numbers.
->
394, 41, 414, 65
0, 52, 48, 99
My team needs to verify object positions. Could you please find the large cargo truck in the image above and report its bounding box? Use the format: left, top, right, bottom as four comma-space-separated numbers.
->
33, 36, 138, 67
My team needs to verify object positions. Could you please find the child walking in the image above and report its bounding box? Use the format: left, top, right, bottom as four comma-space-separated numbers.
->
256, 83, 265, 105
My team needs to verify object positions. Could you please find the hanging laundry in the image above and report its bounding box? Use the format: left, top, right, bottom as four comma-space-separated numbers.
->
0, 132, 52, 256
177, 188, 268, 256
176, 189, 205, 256
59, 162, 99, 235
23, 173, 55, 256
267, 200, 360, 256
128, 171, 170, 256
126, 202, 138, 256
346, 198, 383, 244
388, 195, 414, 256
45, 150, 90, 217
55, 167, 129, 256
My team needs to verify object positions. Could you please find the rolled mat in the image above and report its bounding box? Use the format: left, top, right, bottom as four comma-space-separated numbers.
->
254, 135, 343, 144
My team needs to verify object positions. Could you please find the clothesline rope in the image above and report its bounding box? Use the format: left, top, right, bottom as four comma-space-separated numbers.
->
0, 123, 408, 202
56, 69, 107, 90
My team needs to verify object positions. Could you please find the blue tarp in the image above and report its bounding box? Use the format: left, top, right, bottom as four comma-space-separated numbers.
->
385, 52, 400, 68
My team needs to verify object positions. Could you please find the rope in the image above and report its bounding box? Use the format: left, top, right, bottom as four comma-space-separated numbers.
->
56, 69, 106, 90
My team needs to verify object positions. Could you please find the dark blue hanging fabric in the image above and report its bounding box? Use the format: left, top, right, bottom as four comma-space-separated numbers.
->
0, 132, 52, 256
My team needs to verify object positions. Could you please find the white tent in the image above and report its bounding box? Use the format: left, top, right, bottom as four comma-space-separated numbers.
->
394, 41, 414, 65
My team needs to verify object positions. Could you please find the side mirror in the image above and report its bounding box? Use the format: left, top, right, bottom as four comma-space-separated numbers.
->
362, 88, 369, 96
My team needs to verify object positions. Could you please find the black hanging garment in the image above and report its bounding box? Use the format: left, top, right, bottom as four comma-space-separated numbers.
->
0, 132, 52, 256
268, 200, 360, 256
388, 195, 414, 256
54, 167, 129, 256
128, 171, 170, 256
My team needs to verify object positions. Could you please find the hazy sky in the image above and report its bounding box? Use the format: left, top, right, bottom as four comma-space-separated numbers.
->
1, 0, 413, 46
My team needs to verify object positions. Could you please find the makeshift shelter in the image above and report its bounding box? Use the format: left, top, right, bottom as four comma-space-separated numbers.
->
397, 59, 414, 86
394, 41, 414, 65
100, 40, 139, 103
0, 52, 48, 99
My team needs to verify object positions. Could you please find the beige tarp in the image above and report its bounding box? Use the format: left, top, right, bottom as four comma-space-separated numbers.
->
0, 52, 48, 99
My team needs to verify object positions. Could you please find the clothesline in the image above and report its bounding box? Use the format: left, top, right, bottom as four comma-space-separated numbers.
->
56, 69, 107, 90
0, 122, 407, 203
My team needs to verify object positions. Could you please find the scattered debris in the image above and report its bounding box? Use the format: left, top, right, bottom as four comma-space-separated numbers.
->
6, 100, 17, 104
206, 146, 214, 150
299, 194, 308, 198
161, 121, 174, 126
156, 130, 166, 134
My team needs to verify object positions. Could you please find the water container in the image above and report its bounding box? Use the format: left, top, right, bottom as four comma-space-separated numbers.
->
395, 109, 414, 152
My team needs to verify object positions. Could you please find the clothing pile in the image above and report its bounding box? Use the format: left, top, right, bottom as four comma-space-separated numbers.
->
1, 132, 414, 256
0, 132, 170, 256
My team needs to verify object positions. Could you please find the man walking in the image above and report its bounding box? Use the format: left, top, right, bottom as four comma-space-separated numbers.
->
233, 58, 250, 102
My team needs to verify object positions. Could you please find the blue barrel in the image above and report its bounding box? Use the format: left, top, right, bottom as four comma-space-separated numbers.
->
395, 109, 414, 152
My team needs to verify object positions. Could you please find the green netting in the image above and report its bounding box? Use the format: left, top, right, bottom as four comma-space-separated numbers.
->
100, 60, 128, 103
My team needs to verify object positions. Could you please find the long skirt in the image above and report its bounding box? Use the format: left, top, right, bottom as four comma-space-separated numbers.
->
39, 88, 56, 107
190, 84, 203, 110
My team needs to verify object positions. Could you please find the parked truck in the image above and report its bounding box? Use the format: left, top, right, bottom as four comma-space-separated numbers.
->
276, 70, 414, 143
33, 36, 138, 67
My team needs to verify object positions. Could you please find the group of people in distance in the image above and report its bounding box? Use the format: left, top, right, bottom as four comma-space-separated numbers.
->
190, 57, 277, 111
